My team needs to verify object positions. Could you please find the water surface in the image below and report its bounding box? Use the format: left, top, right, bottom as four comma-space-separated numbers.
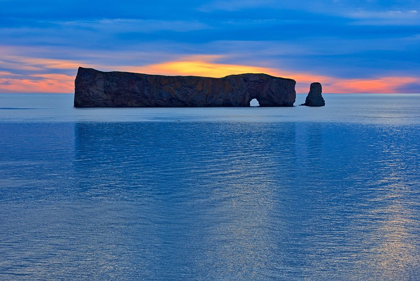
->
0, 94, 419, 280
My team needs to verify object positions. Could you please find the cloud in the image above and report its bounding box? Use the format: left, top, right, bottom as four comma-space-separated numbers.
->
326, 77, 420, 94
199, 0, 274, 12
4, 53, 417, 94
1, 0, 419, 94
0, 74, 74, 93
126, 55, 272, 77
3, 56, 82, 70
59, 19, 210, 33
0, 71, 18, 76
347, 10, 420, 26
394, 82, 420, 93
131, 56, 420, 93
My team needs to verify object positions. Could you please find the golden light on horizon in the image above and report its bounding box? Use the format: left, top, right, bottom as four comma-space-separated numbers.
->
0, 54, 418, 94
128, 55, 274, 78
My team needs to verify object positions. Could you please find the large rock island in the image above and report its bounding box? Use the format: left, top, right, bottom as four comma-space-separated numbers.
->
74, 67, 296, 107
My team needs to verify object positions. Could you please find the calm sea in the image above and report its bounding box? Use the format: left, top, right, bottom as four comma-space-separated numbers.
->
0, 94, 419, 280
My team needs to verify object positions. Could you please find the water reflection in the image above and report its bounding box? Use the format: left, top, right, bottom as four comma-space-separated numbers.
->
354, 126, 420, 280
192, 123, 297, 279
74, 122, 300, 279
1, 121, 420, 279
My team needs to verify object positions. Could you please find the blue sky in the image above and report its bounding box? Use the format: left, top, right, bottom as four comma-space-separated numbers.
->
0, 0, 419, 93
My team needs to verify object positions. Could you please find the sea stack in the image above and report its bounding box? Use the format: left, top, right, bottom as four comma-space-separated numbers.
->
302, 82, 325, 107
74, 67, 296, 107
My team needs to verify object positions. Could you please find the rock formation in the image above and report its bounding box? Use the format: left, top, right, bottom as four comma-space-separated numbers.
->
301, 82, 325, 106
74, 67, 296, 107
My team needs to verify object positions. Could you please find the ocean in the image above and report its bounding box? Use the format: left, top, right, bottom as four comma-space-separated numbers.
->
0, 94, 419, 280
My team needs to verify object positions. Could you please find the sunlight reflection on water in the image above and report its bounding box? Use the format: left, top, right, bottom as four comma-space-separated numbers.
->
0, 94, 419, 279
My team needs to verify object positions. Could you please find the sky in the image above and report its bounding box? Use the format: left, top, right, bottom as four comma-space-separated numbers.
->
0, 0, 419, 93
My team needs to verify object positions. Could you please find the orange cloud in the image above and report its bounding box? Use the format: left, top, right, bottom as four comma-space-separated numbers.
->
327, 76, 419, 93
0, 74, 73, 93
0, 53, 418, 93
123, 55, 330, 93
0, 71, 19, 77
1, 55, 91, 71
127, 55, 271, 77
128, 56, 419, 93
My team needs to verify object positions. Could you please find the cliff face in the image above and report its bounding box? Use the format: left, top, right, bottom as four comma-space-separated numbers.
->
302, 82, 325, 107
74, 67, 296, 107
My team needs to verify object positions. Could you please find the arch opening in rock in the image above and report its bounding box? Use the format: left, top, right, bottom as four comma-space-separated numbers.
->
75, 68, 297, 107
250, 98, 260, 107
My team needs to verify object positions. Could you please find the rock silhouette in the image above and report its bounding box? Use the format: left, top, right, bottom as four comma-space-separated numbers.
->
74, 67, 296, 107
302, 82, 325, 107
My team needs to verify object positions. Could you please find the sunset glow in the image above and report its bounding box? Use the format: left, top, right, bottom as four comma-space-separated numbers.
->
0, 74, 74, 93
1, 0, 419, 95
1, 54, 417, 94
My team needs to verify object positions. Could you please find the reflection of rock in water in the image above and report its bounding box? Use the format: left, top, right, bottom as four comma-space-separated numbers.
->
295, 123, 324, 170
74, 122, 301, 278
191, 122, 297, 279
72, 121, 420, 280
74, 67, 296, 107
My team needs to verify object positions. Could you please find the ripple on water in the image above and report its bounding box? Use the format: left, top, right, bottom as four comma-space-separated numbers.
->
0, 102, 420, 279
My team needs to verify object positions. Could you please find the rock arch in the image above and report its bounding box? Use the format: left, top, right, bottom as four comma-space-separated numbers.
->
75, 68, 297, 107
